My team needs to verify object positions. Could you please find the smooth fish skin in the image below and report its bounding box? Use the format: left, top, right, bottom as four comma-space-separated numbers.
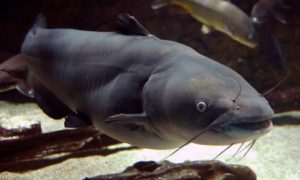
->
13, 14, 273, 149
152, 0, 257, 48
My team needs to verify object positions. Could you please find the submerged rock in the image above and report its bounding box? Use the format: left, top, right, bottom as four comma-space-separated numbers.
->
0, 115, 41, 139
0, 127, 123, 172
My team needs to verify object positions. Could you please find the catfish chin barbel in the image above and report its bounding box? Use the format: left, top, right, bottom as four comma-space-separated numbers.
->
2, 14, 274, 149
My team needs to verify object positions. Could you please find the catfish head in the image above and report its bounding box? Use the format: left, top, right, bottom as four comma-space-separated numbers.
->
145, 57, 274, 146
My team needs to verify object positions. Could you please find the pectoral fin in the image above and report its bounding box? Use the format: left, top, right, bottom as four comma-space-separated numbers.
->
106, 112, 149, 130
106, 112, 148, 124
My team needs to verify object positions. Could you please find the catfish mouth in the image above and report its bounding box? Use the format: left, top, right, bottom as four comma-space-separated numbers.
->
229, 119, 272, 131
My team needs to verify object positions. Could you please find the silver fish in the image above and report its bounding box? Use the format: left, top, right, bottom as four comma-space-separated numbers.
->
153, 0, 257, 48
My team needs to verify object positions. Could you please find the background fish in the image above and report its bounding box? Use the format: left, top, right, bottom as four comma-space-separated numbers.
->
152, 0, 257, 48
251, 0, 287, 24
255, 23, 286, 70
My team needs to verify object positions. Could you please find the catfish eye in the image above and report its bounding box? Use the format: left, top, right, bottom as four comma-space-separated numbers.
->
196, 101, 207, 112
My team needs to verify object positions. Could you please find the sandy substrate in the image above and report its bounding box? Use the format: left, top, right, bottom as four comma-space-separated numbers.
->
0, 101, 300, 180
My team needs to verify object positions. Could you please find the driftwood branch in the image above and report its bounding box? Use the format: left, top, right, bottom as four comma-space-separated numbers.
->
86, 160, 257, 180
0, 126, 127, 172
0, 123, 41, 137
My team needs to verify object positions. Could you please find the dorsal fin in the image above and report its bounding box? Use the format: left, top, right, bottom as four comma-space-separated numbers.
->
116, 14, 151, 36
31, 13, 47, 35
33, 13, 47, 29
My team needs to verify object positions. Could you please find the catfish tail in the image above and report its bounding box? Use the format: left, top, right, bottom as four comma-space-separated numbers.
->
152, 0, 171, 10
0, 54, 34, 97
0, 14, 46, 96
0, 70, 18, 93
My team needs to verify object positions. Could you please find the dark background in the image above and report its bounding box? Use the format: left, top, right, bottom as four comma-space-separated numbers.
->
0, 0, 299, 112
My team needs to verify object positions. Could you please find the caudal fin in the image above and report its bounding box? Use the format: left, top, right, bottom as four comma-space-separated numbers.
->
152, 0, 171, 10
0, 54, 34, 97
0, 71, 18, 93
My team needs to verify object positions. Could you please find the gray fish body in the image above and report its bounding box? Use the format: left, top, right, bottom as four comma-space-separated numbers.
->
153, 0, 257, 48
22, 29, 189, 148
21, 21, 273, 149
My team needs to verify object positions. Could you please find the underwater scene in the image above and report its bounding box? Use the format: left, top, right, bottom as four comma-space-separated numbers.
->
0, 0, 299, 179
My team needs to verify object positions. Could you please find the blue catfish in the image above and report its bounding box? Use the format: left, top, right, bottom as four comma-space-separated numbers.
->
6, 14, 273, 149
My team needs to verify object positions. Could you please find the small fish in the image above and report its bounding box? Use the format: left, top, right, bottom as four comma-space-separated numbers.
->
251, 0, 287, 24
152, 0, 257, 48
